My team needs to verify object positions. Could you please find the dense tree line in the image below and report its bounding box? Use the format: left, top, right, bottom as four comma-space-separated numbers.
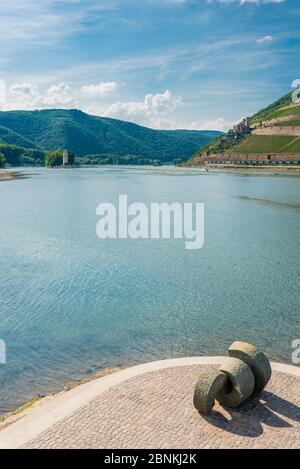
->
0, 152, 6, 168
78, 154, 158, 165
0, 143, 180, 168
77, 154, 183, 165
0, 144, 45, 166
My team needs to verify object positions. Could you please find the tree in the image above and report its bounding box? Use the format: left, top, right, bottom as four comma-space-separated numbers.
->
23, 148, 45, 165
0, 152, 6, 168
45, 150, 63, 167
67, 150, 75, 165
45, 149, 75, 167
0, 144, 23, 165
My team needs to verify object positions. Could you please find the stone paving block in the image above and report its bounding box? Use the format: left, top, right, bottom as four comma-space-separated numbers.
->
21, 366, 300, 449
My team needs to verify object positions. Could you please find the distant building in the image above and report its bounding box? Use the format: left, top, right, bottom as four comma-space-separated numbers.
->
233, 117, 252, 136
63, 150, 69, 166
244, 117, 251, 127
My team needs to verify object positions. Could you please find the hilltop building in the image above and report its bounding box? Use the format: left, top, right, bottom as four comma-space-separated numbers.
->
233, 117, 252, 136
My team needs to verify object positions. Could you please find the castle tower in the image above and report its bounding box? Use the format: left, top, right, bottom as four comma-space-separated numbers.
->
63, 149, 69, 166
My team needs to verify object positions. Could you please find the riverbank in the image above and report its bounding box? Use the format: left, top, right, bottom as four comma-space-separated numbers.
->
0, 366, 120, 426
186, 164, 300, 171
0, 170, 24, 181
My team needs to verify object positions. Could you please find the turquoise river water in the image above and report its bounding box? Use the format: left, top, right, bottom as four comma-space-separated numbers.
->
0, 166, 299, 414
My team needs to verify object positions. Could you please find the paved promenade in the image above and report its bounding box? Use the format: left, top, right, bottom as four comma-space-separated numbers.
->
0, 358, 299, 449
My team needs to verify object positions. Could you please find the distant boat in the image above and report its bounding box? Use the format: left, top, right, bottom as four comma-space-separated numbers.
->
154, 162, 162, 167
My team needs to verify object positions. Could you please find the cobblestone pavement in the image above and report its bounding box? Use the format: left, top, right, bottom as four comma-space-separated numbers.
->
23, 366, 300, 449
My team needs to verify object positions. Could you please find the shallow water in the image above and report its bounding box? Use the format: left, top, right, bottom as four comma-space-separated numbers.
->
0, 166, 299, 414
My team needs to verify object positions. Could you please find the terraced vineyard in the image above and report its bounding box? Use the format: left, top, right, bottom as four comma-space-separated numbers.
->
256, 104, 300, 121
274, 120, 300, 126
233, 135, 300, 154
187, 91, 300, 165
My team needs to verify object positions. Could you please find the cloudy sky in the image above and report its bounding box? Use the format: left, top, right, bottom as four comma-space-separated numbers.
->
0, 0, 299, 130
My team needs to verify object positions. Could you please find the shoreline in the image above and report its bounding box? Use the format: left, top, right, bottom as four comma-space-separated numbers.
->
0, 357, 299, 449
0, 170, 25, 181
1, 353, 298, 429
0, 366, 120, 428
185, 164, 300, 171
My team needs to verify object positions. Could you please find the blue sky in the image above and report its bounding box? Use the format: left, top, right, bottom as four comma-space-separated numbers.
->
0, 0, 299, 130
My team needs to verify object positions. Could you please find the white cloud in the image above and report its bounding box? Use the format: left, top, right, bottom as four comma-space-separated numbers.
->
0, 1, 81, 48
207, 0, 285, 4
169, 0, 285, 3
47, 83, 72, 95
0, 79, 6, 104
186, 117, 236, 132
0, 0, 120, 61
81, 82, 117, 96
10, 82, 37, 95
4, 82, 76, 110
256, 35, 274, 44
37, 83, 76, 107
91, 90, 183, 128
7, 82, 40, 109
144, 90, 182, 113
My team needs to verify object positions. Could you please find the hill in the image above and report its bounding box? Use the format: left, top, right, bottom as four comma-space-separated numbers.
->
0, 125, 38, 148
187, 92, 300, 165
0, 109, 221, 166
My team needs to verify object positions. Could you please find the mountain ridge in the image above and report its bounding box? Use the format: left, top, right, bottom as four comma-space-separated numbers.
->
0, 109, 221, 165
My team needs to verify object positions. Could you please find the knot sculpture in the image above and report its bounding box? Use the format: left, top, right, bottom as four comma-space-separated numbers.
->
193, 341, 272, 415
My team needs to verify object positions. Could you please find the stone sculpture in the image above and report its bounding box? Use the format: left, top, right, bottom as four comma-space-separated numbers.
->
228, 341, 272, 393
193, 341, 272, 415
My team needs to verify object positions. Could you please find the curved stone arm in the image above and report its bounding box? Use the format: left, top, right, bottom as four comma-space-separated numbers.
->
193, 367, 227, 415
228, 341, 272, 393
217, 357, 255, 407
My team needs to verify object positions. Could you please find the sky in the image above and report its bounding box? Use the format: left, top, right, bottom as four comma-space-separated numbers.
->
0, 0, 299, 131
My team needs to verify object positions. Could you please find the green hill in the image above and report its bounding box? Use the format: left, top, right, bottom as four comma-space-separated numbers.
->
187, 91, 300, 165
0, 109, 221, 166
258, 104, 300, 121
249, 91, 293, 123
0, 125, 37, 148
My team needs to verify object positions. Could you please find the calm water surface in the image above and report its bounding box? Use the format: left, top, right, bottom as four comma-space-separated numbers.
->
0, 166, 299, 414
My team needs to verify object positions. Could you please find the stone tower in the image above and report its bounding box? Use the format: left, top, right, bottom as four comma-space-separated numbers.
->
63, 149, 69, 166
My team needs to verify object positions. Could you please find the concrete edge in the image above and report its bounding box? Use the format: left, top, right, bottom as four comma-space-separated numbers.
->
0, 356, 299, 449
